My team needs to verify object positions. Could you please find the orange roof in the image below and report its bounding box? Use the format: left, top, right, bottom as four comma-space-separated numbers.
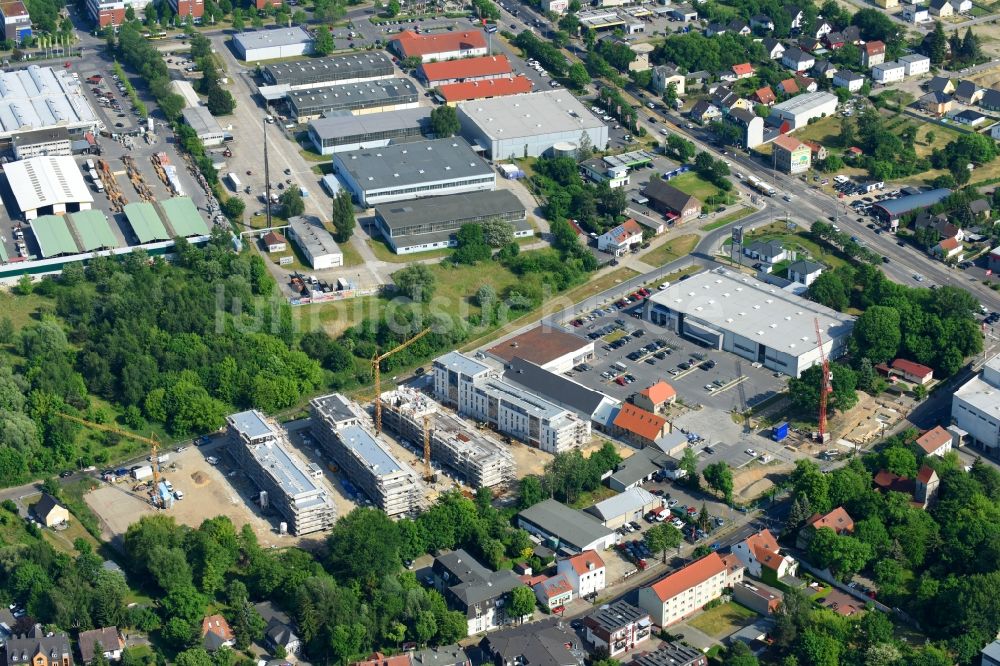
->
263, 231, 286, 245
392, 30, 487, 57
744, 529, 785, 571
438, 75, 532, 102
648, 553, 726, 602
566, 550, 605, 575
938, 237, 960, 251
353, 653, 411, 666
864, 40, 885, 55
733, 63, 754, 76
807, 506, 854, 534
891, 358, 933, 379
201, 615, 234, 642
916, 426, 951, 455
803, 140, 823, 154
640, 381, 676, 405
613, 403, 667, 441
773, 134, 806, 152
779, 78, 799, 94
754, 86, 776, 104
419, 54, 512, 83
917, 464, 937, 484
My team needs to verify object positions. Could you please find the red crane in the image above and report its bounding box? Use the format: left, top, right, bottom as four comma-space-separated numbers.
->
814, 318, 833, 441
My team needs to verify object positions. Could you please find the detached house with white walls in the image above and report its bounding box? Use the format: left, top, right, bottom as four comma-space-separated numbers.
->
730, 529, 798, 586
557, 551, 607, 599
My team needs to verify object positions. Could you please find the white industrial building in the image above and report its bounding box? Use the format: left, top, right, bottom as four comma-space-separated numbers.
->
310, 393, 425, 518
12, 128, 72, 159
226, 410, 336, 536
233, 27, 313, 61
286, 215, 343, 270
900, 53, 931, 77
952, 353, 1000, 457
873, 61, 905, 84
331, 137, 495, 207
307, 107, 428, 155
456, 91, 608, 160
517, 499, 617, 554
0, 66, 100, 145
379, 386, 516, 488
769, 91, 838, 129
4, 155, 94, 220
181, 106, 225, 147
170, 80, 201, 109
433, 351, 591, 453
643, 268, 855, 377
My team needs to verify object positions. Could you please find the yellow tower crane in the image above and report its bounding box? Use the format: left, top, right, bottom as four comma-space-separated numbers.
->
372, 327, 432, 434
57, 413, 167, 507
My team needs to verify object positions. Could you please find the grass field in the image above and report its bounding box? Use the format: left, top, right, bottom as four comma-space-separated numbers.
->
642, 234, 699, 268
703, 206, 753, 231
686, 602, 757, 638
668, 172, 722, 201
570, 486, 619, 509
0, 292, 51, 330
367, 237, 455, 263
424, 260, 523, 318
735, 221, 849, 270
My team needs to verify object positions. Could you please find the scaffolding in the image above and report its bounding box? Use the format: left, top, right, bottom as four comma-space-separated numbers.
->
380, 386, 516, 490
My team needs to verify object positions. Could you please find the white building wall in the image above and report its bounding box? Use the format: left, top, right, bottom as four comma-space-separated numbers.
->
902, 56, 930, 76
873, 63, 905, 83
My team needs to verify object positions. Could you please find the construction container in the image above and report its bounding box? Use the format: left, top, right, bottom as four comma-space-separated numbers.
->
132, 465, 153, 480
771, 422, 789, 442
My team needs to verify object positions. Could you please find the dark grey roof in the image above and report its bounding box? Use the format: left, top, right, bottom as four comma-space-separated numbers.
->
333, 137, 492, 192
788, 259, 824, 275
729, 108, 758, 125
842, 25, 861, 41
12, 127, 70, 145
480, 619, 585, 666
518, 499, 614, 551
264, 617, 299, 648
642, 179, 701, 211
690, 100, 717, 117
630, 643, 704, 666
874, 188, 951, 217
955, 80, 979, 98
926, 76, 953, 93
436, 549, 493, 585
762, 37, 783, 52
503, 357, 610, 419
954, 109, 985, 121
929, 0, 949, 9
376, 189, 525, 232
921, 91, 952, 104
33, 493, 62, 521
746, 239, 785, 260
6, 625, 71, 666
585, 601, 649, 633
970, 198, 991, 214
609, 448, 674, 488
981, 87, 1000, 108
783, 46, 809, 62
410, 645, 469, 666
263, 52, 394, 87
308, 107, 429, 141
79, 627, 120, 664
289, 78, 417, 113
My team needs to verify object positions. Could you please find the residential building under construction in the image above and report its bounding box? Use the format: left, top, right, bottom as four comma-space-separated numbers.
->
380, 387, 516, 489
310, 393, 425, 518
225, 410, 336, 536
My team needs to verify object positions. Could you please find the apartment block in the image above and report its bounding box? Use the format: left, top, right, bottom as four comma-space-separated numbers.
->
638, 553, 744, 626
310, 393, 425, 517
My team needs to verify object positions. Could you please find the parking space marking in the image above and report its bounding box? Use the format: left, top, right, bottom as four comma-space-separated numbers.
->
710, 375, 749, 396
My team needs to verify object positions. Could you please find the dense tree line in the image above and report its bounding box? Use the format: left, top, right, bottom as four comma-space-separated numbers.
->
512, 30, 568, 76
652, 33, 765, 74
517, 442, 622, 507
532, 156, 627, 233
847, 107, 928, 181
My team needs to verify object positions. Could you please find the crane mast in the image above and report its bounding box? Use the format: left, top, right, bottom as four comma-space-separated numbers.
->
372, 327, 432, 433
814, 318, 833, 442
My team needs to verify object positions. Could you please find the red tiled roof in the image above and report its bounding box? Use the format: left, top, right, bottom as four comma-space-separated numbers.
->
566, 550, 605, 576
733, 63, 754, 76
806, 507, 854, 533
201, 615, 234, 642
744, 529, 784, 571
891, 358, 933, 379
873, 469, 913, 494
648, 553, 726, 602
917, 464, 937, 484
438, 75, 532, 102
419, 54, 512, 83
613, 403, 667, 441
779, 78, 799, 94
754, 86, 776, 104
263, 231, 286, 245
353, 653, 411, 666
803, 140, 823, 154
392, 30, 487, 57
773, 134, 806, 152
864, 40, 886, 55
640, 381, 676, 405
938, 237, 960, 251
916, 426, 951, 455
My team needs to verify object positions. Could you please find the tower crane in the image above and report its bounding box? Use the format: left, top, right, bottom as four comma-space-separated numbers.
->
373, 327, 432, 434
57, 413, 169, 507
423, 414, 433, 481
813, 318, 833, 443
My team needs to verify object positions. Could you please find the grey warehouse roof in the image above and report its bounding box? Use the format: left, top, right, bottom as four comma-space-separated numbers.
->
434, 350, 492, 377
229, 409, 275, 440
288, 215, 341, 259
233, 27, 313, 51
181, 105, 223, 136
308, 106, 428, 140
873, 188, 951, 217
335, 424, 404, 476
504, 356, 614, 419
0, 65, 98, 136
289, 78, 417, 110
458, 90, 605, 140
518, 498, 614, 550
334, 137, 491, 191
264, 52, 394, 86
772, 91, 838, 113
376, 189, 524, 231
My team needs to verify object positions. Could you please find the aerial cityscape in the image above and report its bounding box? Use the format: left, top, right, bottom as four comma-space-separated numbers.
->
0, 0, 1000, 664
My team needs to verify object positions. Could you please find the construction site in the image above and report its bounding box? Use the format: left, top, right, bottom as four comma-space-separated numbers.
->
379, 386, 516, 490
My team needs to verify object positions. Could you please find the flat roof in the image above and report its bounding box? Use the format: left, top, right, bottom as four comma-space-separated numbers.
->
30, 214, 78, 257
311, 392, 363, 425
246, 436, 325, 500
69, 209, 118, 250
504, 357, 616, 421
458, 91, 605, 140
229, 409, 275, 440
433, 351, 492, 377
233, 27, 313, 52
488, 324, 591, 367
158, 197, 210, 237
336, 424, 404, 476
333, 137, 492, 191
4, 155, 94, 213
308, 106, 428, 141
288, 215, 341, 259
439, 76, 533, 103
955, 365, 1000, 415
481, 376, 567, 420
289, 78, 417, 111
123, 202, 170, 243
12, 127, 70, 145
772, 91, 838, 114
376, 189, 524, 231
647, 268, 855, 354
181, 106, 223, 137
517, 498, 614, 550
264, 51, 394, 86
0, 66, 98, 136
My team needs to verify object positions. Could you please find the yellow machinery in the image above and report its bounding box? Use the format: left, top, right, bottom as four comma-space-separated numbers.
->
57, 413, 166, 506
372, 327, 431, 434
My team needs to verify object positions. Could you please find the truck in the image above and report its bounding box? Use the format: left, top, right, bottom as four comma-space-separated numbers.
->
747, 176, 776, 197
94, 180, 104, 193
132, 465, 153, 480
85, 159, 95, 171
88, 168, 99, 182
227, 172, 241, 191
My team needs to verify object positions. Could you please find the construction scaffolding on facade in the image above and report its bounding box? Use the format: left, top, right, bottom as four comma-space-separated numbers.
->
380, 386, 516, 490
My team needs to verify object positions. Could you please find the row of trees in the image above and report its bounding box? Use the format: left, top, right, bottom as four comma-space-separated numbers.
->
532, 156, 627, 234
517, 442, 622, 507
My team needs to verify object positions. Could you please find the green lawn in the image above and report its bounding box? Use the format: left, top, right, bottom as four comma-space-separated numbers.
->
703, 206, 753, 231
668, 172, 721, 201
790, 115, 843, 147
367, 237, 455, 263
569, 486, 618, 509
686, 602, 757, 638
642, 234, 699, 268
732, 221, 849, 270
0, 292, 52, 329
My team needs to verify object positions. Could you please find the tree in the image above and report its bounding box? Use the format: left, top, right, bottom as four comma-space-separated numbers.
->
280, 188, 305, 218
480, 219, 514, 248
206, 86, 235, 116
231, 9, 244, 30
430, 105, 460, 138
313, 25, 334, 55
852, 305, 902, 364
703, 462, 734, 504
331, 190, 355, 243
926, 21, 948, 63
385, 0, 401, 16
508, 586, 535, 622
518, 476, 544, 508
325, 508, 402, 583
680, 447, 699, 488
14, 274, 32, 295
807, 527, 873, 580
567, 62, 589, 90
644, 523, 682, 562
454, 224, 492, 264
788, 363, 859, 417
723, 642, 759, 666
663, 82, 678, 109
393, 265, 436, 302
221, 196, 245, 222
791, 460, 830, 515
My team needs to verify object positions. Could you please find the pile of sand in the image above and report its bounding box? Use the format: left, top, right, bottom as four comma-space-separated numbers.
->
190, 471, 210, 486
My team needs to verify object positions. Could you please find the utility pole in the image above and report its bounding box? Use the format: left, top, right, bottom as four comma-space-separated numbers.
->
264, 119, 272, 229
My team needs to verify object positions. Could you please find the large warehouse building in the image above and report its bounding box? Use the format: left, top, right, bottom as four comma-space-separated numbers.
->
181, 106, 225, 147
30, 209, 120, 258
5, 156, 93, 220
418, 54, 513, 86
259, 52, 395, 99
389, 29, 487, 62
373, 189, 529, 254
307, 107, 429, 155
287, 215, 343, 269
952, 353, 1000, 457
872, 188, 951, 225
769, 91, 838, 130
287, 78, 419, 121
233, 27, 313, 61
0, 66, 100, 146
310, 393, 425, 518
332, 137, 495, 207
226, 410, 336, 536
643, 268, 855, 377
438, 76, 533, 105
456, 90, 608, 159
